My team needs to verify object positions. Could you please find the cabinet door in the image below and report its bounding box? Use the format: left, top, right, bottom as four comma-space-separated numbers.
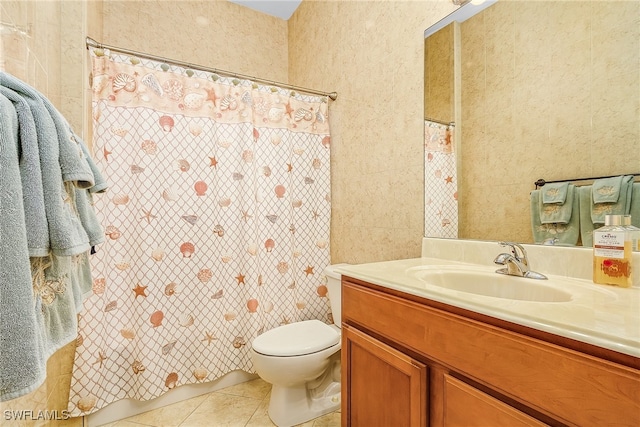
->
342, 325, 427, 427
443, 375, 547, 427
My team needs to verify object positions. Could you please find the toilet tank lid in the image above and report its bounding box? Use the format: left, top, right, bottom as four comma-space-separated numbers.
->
252, 319, 340, 356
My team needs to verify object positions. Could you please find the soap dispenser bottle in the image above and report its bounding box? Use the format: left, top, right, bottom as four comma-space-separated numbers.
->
622, 215, 639, 252
593, 214, 632, 287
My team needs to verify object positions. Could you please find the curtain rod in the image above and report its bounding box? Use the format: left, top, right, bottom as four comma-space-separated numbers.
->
425, 116, 455, 127
535, 173, 640, 189
85, 37, 337, 101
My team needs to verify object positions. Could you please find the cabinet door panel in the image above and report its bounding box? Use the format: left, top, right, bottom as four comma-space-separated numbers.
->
443, 375, 547, 427
343, 325, 427, 427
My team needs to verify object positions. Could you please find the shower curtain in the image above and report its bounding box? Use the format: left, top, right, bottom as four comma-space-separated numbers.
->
68, 49, 332, 415
424, 120, 457, 238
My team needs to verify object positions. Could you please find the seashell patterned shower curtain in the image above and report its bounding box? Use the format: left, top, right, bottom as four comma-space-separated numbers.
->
67, 50, 331, 415
424, 120, 457, 238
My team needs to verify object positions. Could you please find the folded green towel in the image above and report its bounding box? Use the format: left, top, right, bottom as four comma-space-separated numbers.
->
539, 184, 575, 224
541, 182, 569, 204
530, 189, 579, 245
592, 175, 623, 203
591, 175, 634, 224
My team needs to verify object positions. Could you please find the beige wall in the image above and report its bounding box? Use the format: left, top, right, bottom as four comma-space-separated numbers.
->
100, 1, 288, 83
424, 22, 455, 124
458, 0, 640, 243
1, 1, 62, 110
289, 0, 456, 264
0, 0, 457, 423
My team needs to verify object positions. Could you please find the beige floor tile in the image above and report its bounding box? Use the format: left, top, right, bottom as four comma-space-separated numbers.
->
311, 412, 341, 427
245, 393, 340, 427
244, 395, 274, 427
99, 421, 148, 427
215, 378, 271, 401
113, 394, 207, 427
179, 393, 261, 427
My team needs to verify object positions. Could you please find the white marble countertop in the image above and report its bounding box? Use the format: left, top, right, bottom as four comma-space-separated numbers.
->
336, 256, 640, 358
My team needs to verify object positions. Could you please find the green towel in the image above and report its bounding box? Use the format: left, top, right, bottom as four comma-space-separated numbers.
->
541, 182, 569, 204
530, 189, 579, 245
630, 182, 640, 228
579, 185, 595, 246
539, 184, 575, 224
591, 175, 634, 224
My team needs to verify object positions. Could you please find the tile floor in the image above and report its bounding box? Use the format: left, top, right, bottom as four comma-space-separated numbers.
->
99, 378, 341, 427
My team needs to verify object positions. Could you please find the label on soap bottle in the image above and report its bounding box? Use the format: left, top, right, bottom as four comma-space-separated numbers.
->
593, 230, 632, 287
593, 231, 625, 258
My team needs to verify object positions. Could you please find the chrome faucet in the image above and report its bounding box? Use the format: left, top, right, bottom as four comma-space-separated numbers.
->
494, 242, 547, 280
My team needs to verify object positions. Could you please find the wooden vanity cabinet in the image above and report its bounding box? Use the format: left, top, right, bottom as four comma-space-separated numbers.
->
341, 277, 640, 427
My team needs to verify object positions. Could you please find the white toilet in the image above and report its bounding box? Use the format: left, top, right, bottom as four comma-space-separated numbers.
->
250, 264, 347, 427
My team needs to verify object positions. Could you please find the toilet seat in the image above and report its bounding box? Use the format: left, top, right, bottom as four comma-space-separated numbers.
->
252, 319, 340, 357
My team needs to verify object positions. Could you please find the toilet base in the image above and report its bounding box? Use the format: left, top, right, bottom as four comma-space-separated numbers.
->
267, 356, 341, 427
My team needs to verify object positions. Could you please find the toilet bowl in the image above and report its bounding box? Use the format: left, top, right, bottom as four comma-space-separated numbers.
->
249, 264, 347, 427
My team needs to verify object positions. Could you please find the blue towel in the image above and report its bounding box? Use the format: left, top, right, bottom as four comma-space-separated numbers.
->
591, 175, 634, 224
1, 72, 92, 256
0, 94, 47, 400
0, 86, 50, 257
539, 184, 575, 224
0, 73, 107, 401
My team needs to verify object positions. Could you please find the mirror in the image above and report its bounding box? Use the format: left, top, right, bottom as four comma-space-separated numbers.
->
424, 0, 640, 244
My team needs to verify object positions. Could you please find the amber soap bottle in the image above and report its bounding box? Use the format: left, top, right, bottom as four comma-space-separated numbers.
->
593, 215, 632, 287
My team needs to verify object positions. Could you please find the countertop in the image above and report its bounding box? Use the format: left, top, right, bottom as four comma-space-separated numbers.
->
336, 257, 640, 358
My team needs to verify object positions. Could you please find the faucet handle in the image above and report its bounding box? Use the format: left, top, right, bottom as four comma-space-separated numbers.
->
498, 241, 528, 265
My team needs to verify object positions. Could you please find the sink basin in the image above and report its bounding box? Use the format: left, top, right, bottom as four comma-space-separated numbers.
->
411, 266, 573, 302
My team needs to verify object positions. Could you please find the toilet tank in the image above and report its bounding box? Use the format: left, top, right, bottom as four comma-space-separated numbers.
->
324, 264, 349, 327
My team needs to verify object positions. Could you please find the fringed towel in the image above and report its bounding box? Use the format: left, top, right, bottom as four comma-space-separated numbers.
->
0, 72, 107, 401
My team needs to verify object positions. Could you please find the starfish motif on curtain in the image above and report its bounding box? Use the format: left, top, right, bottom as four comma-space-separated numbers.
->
285, 101, 294, 118
205, 87, 219, 106
209, 156, 218, 168
140, 209, 157, 223
93, 351, 107, 369
236, 273, 245, 284
133, 283, 148, 299
202, 332, 216, 345
304, 266, 314, 276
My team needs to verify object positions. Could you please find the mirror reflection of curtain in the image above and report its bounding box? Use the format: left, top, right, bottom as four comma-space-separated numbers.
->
68, 50, 332, 415
424, 121, 457, 238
